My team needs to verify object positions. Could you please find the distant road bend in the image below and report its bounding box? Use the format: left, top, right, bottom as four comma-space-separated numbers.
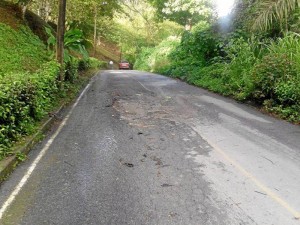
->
0, 70, 300, 225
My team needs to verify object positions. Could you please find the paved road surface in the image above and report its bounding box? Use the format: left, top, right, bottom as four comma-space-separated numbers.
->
0, 70, 300, 225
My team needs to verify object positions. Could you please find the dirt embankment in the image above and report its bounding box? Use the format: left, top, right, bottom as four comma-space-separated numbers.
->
0, 1, 50, 44
0, 1, 24, 29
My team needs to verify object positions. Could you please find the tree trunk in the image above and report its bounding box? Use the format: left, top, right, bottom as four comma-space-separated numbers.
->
21, 5, 27, 20
93, 5, 98, 57
56, 0, 67, 83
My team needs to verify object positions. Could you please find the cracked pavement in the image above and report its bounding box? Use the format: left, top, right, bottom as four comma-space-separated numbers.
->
0, 70, 299, 225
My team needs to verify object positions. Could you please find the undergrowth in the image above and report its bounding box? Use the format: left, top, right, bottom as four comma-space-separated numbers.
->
135, 26, 300, 123
0, 21, 105, 160
0, 23, 49, 77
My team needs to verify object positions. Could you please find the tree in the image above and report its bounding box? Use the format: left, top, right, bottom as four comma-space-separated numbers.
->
120, 0, 159, 41
57, 0, 67, 82
108, 0, 182, 64
91, 1, 118, 56
64, 0, 120, 55
25, 0, 121, 56
148, 0, 214, 26
252, 0, 300, 32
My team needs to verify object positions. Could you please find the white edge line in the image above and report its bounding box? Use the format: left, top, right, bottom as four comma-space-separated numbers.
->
0, 82, 92, 220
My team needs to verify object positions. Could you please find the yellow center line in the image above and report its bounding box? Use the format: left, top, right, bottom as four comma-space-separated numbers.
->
204, 137, 300, 220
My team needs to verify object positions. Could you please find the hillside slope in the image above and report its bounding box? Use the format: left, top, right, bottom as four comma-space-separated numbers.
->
0, 2, 60, 160
0, 1, 117, 160
0, 1, 49, 77
0, 1, 120, 73
90, 39, 121, 64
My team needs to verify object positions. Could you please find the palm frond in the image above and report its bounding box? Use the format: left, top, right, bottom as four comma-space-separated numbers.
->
252, 0, 300, 31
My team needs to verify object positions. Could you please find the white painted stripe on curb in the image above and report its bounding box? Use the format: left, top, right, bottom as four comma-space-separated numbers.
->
0, 82, 92, 220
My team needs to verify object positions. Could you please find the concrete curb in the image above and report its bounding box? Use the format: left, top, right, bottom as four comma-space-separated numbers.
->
0, 104, 65, 183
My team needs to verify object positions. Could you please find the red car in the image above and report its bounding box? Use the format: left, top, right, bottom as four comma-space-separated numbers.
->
119, 60, 130, 70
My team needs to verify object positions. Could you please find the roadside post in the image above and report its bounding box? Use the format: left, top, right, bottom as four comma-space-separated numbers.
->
56, 0, 67, 85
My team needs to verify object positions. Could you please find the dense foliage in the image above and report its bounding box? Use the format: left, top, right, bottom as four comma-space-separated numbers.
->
104, 0, 183, 64
1, 0, 299, 161
135, 0, 300, 123
0, 5, 105, 159
0, 61, 60, 159
134, 36, 180, 72
148, 0, 214, 25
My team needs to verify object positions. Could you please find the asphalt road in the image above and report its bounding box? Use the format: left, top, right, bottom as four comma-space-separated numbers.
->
0, 70, 300, 225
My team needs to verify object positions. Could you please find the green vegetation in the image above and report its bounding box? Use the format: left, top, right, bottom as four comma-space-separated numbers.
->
134, 36, 180, 72
103, 0, 183, 65
134, 0, 300, 124
0, 61, 60, 159
0, 1, 107, 160
16, 152, 27, 162
0, 24, 49, 76
1, 0, 299, 161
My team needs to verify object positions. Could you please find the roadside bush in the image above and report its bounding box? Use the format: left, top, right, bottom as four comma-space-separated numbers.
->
169, 25, 222, 69
169, 37, 260, 98
88, 57, 106, 69
275, 81, 300, 105
252, 34, 300, 106
78, 59, 90, 71
134, 23, 300, 123
151, 37, 180, 73
252, 53, 297, 102
251, 51, 300, 122
221, 37, 262, 100
0, 61, 60, 159
185, 62, 232, 95
134, 47, 155, 71
134, 37, 180, 73
65, 59, 79, 83
78, 57, 106, 71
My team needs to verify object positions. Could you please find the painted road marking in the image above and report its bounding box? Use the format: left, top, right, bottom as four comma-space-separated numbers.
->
202, 135, 300, 220
0, 79, 93, 220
